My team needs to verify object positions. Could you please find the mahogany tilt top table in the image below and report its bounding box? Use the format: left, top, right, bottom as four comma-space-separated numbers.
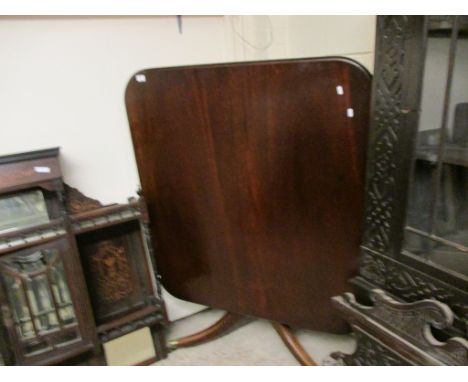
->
125, 57, 370, 334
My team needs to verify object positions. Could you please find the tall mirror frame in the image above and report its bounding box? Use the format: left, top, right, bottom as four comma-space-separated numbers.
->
353, 15, 468, 336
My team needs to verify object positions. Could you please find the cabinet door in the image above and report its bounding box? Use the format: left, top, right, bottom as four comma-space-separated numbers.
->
76, 220, 157, 325
404, 16, 468, 278
0, 238, 95, 365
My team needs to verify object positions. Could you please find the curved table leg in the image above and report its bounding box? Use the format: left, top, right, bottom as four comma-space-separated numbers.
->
168, 312, 246, 350
272, 323, 318, 366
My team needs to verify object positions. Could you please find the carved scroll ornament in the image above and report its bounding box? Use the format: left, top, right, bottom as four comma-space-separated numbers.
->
332, 289, 468, 365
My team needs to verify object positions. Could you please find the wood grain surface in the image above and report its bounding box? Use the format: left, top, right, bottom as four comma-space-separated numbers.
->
125, 58, 371, 332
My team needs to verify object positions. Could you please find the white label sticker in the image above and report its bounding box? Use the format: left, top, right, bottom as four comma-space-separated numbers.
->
34, 166, 51, 173
135, 74, 146, 83
336, 85, 344, 95
346, 108, 354, 118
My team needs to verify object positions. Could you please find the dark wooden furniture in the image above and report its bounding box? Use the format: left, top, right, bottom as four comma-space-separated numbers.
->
332, 16, 468, 366
0, 148, 167, 365
66, 186, 168, 361
126, 57, 371, 334
272, 322, 318, 366
0, 148, 99, 365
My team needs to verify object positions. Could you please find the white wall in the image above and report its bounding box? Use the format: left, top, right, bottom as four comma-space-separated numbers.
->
0, 16, 235, 205
226, 16, 375, 70
0, 16, 236, 322
0, 16, 376, 351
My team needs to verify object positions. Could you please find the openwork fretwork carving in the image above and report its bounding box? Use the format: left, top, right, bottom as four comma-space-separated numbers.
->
332, 290, 468, 365
340, 15, 468, 366
363, 16, 409, 253
355, 14, 468, 340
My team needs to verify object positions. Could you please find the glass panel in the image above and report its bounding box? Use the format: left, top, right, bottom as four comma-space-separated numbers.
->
50, 261, 75, 324
404, 16, 468, 278
432, 17, 468, 275
0, 248, 80, 356
406, 17, 453, 234
3, 274, 35, 339
0, 190, 50, 234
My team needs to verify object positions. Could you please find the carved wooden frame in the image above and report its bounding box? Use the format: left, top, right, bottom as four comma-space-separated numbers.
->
331, 289, 468, 365
353, 15, 468, 335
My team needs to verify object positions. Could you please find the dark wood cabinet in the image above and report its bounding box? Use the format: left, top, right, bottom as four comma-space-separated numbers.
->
332, 15, 468, 366
0, 239, 96, 365
67, 188, 167, 352
0, 148, 98, 365
0, 148, 167, 365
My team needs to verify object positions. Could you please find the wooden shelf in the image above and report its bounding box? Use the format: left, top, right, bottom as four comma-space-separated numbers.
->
71, 204, 141, 234
416, 144, 468, 167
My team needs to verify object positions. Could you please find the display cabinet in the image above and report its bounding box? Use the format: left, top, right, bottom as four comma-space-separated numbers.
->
0, 148, 167, 365
0, 148, 98, 365
332, 16, 468, 366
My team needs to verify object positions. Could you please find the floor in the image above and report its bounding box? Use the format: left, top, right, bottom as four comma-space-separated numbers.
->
155, 309, 356, 366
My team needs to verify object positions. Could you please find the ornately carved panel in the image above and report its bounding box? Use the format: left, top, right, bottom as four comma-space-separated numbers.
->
359, 247, 468, 323
362, 16, 409, 253
334, 290, 468, 365
87, 240, 134, 305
